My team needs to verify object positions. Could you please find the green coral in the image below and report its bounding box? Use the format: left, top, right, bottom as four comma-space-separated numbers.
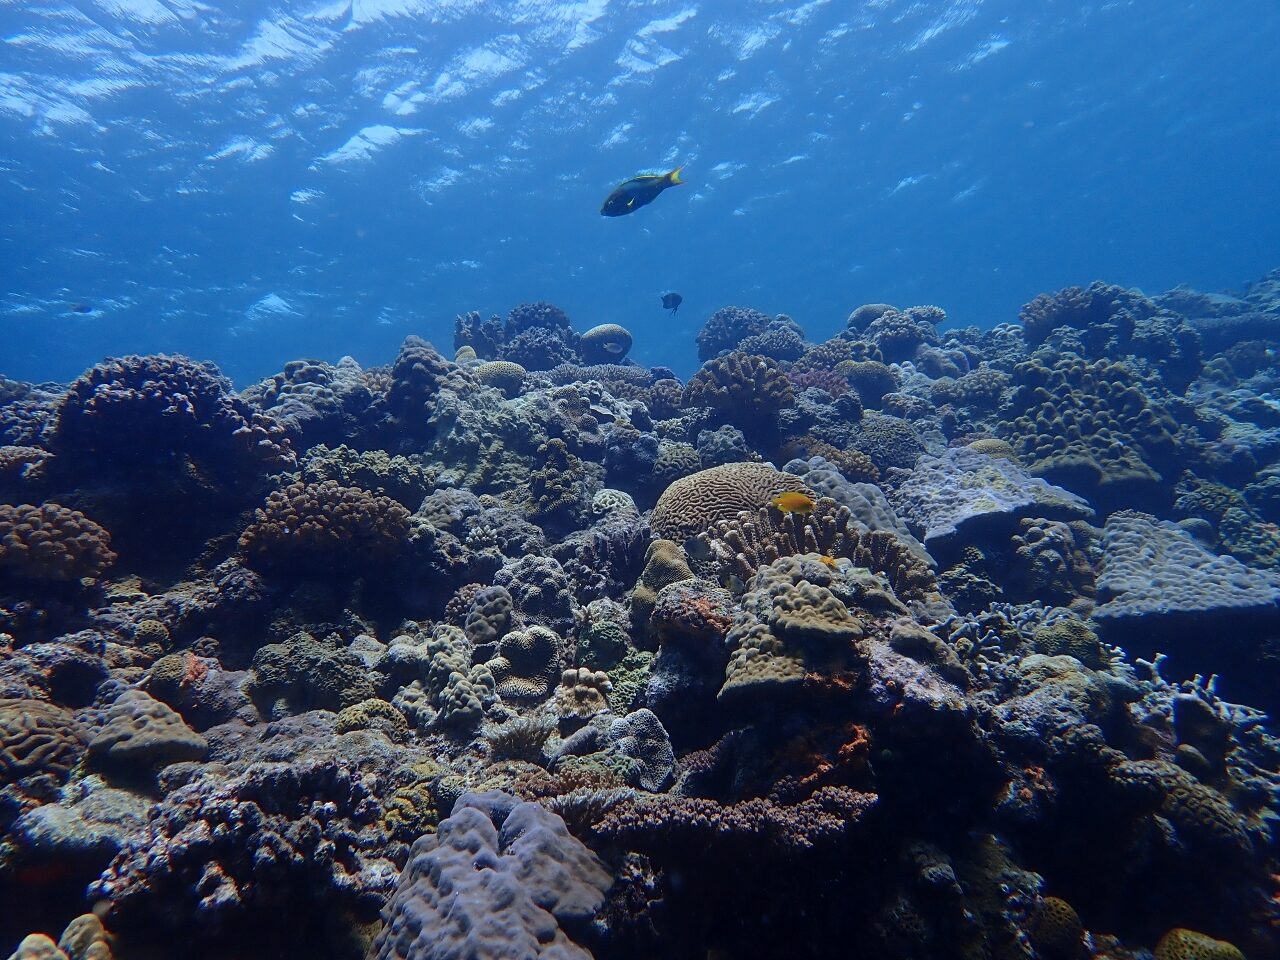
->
1031, 618, 1108, 670
334, 698, 409, 741
246, 632, 376, 718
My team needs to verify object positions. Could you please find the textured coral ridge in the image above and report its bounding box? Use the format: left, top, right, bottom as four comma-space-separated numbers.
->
3, 280, 1280, 960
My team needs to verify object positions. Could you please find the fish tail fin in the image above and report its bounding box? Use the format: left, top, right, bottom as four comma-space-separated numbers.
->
667, 165, 685, 185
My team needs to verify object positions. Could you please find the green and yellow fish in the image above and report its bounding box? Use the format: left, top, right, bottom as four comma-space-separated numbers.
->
601, 166, 684, 217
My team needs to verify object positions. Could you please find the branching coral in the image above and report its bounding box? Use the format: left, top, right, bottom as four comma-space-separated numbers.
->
696, 498, 938, 603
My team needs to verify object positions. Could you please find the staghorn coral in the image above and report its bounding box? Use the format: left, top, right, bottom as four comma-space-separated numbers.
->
238, 479, 410, 573
696, 499, 938, 603
651, 462, 810, 542
0, 503, 116, 581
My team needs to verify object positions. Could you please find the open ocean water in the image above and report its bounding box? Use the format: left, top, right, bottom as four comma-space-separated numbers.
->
3, 2, 1280, 959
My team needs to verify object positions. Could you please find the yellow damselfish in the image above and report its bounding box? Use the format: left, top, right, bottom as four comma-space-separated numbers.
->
771, 491, 816, 514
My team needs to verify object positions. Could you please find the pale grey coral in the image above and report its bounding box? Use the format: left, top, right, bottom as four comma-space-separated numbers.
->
890, 447, 1093, 563
87, 689, 208, 774
370, 791, 611, 960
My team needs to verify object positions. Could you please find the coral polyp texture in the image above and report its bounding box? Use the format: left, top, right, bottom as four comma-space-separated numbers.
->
0, 503, 116, 581
4, 278, 1280, 960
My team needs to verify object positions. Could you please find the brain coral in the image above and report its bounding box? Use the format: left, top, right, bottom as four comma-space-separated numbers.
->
652, 462, 811, 542
238, 480, 410, 573
484, 626, 563, 702
696, 305, 774, 361
996, 354, 1181, 501
0, 697, 87, 790
0, 503, 117, 581
579, 323, 634, 363
371, 791, 611, 960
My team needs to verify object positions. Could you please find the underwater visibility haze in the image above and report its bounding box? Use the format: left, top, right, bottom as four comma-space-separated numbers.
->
4, 2, 1280, 960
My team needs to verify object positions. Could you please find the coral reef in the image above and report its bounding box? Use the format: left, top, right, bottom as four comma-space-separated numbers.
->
6, 271, 1280, 960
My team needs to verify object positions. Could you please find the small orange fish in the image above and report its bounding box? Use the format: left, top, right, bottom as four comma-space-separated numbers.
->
771, 491, 816, 514
818, 555, 839, 569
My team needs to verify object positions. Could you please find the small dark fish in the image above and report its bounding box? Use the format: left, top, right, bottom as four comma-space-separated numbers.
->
661, 292, 682, 314
70, 302, 94, 314
601, 166, 684, 217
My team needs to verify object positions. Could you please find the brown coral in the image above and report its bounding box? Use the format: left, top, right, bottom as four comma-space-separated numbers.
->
0, 698, 87, 788
0, 503, 116, 581
652, 463, 810, 542
696, 497, 938, 603
238, 479, 411, 572
684, 352, 794, 422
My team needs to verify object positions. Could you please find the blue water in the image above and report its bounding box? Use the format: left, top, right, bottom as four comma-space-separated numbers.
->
3, 0, 1278, 385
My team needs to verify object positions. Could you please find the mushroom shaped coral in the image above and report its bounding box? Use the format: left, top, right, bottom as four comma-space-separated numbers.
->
579, 323, 634, 363
1154, 929, 1244, 960
474, 360, 527, 396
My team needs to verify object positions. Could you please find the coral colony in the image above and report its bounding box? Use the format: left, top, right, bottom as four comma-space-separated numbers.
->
3, 276, 1280, 960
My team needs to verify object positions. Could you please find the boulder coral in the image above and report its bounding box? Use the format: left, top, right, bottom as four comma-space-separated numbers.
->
0, 503, 116, 582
